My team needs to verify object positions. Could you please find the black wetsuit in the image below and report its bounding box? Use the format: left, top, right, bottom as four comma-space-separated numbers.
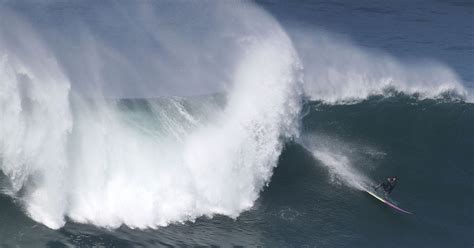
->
382, 181, 396, 194
376, 178, 397, 194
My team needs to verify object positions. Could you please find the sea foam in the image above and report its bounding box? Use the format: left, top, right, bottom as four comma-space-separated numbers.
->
0, 3, 302, 229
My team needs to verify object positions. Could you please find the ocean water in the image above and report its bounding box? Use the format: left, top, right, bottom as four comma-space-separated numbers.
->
0, 1, 473, 247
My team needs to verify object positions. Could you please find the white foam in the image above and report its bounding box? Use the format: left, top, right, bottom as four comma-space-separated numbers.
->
0, 39, 72, 229
292, 31, 470, 103
0, 3, 302, 229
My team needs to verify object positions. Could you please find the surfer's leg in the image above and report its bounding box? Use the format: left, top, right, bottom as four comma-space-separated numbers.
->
374, 183, 381, 191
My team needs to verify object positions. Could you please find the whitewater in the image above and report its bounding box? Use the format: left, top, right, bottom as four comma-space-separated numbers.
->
0, 0, 471, 233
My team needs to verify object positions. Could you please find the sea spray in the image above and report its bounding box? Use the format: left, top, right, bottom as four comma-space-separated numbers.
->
0, 45, 73, 229
299, 134, 378, 190
0, 2, 303, 229
290, 31, 469, 103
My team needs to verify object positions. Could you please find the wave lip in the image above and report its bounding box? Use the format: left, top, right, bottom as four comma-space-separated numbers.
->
293, 31, 470, 103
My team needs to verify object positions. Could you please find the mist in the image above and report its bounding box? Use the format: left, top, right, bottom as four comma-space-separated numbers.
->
1, 0, 304, 229
288, 28, 469, 103
1, 1, 287, 98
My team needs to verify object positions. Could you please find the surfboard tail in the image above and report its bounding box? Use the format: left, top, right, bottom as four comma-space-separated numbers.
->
364, 189, 413, 215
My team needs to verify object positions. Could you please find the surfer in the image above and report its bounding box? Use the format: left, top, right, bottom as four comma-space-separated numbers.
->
374, 177, 398, 196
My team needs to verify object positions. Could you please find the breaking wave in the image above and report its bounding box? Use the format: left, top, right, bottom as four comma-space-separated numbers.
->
0, 1, 470, 230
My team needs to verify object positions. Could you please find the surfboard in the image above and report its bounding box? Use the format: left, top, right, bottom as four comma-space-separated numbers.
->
364, 188, 412, 214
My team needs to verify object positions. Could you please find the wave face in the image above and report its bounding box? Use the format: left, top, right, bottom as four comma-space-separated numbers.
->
1, 96, 472, 247
297, 96, 473, 247
0, 0, 472, 236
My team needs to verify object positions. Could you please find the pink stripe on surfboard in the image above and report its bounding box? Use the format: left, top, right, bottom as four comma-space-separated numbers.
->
365, 189, 413, 214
